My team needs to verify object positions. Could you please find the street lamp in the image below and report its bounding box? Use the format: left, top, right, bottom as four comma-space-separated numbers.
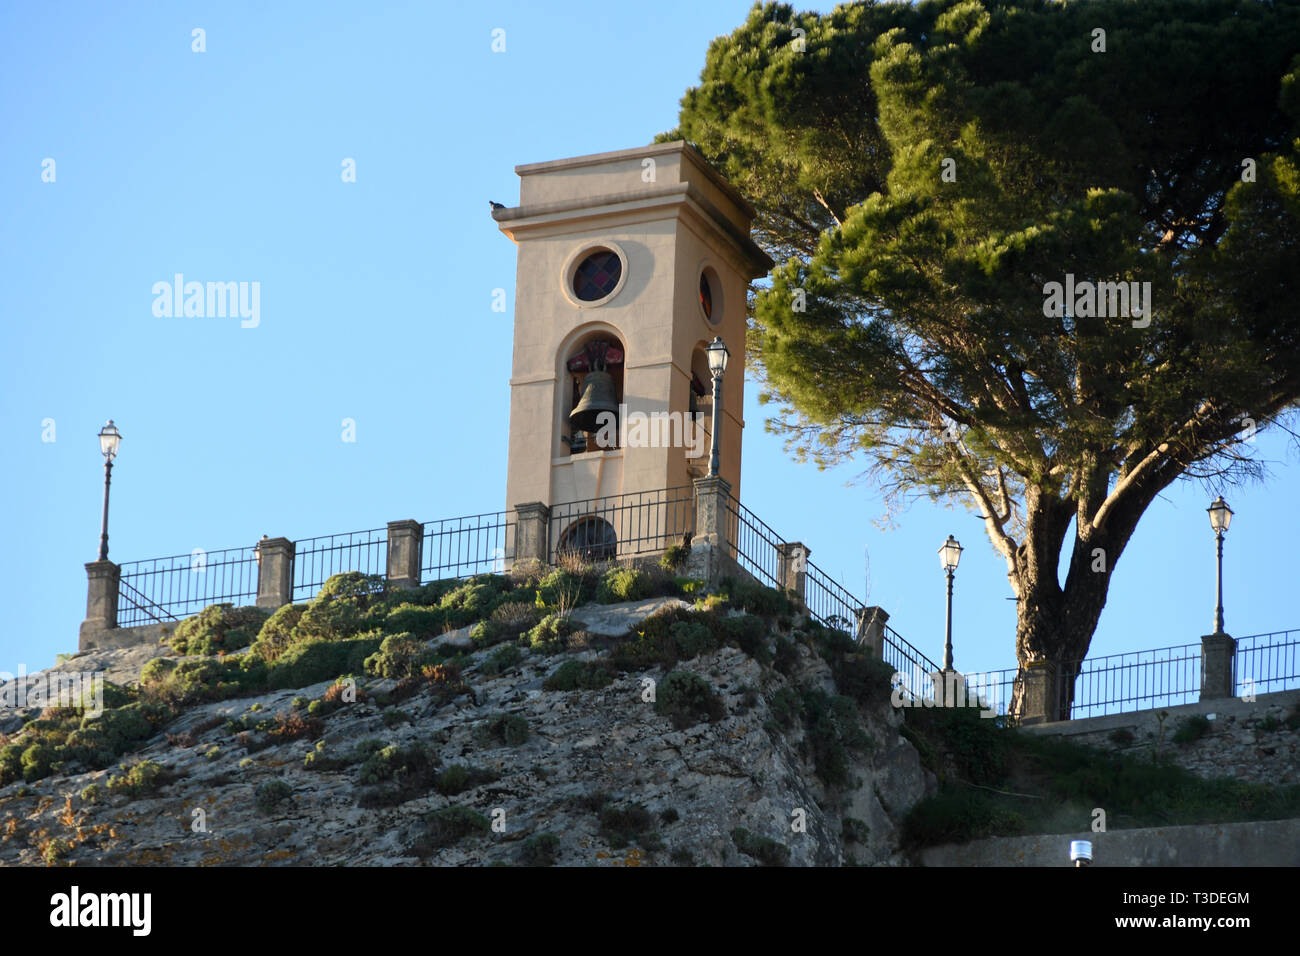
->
96, 420, 122, 561
1207, 496, 1234, 635
706, 336, 729, 479
938, 534, 963, 670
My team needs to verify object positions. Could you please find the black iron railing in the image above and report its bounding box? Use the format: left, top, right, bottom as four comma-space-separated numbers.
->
724, 497, 783, 589
117, 546, 258, 626
292, 528, 387, 602
421, 511, 514, 581
549, 486, 694, 563
1055, 643, 1203, 719
1235, 629, 1300, 697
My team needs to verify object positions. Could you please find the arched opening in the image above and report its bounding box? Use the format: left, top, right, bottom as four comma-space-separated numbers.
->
556, 516, 618, 562
561, 332, 625, 456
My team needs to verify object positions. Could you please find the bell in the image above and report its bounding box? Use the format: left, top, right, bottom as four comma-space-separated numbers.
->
569, 369, 619, 433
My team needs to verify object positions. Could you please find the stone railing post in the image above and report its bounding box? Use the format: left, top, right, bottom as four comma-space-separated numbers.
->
690, 476, 732, 584
855, 606, 890, 657
1019, 660, 1058, 726
79, 560, 120, 647
692, 476, 731, 546
1200, 631, 1236, 701
777, 541, 810, 601
255, 536, 295, 610
513, 502, 550, 566
386, 520, 423, 589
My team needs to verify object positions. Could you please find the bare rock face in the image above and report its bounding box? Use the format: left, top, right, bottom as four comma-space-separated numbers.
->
0, 603, 933, 867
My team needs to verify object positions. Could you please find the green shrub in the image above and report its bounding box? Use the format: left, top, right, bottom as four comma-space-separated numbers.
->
477, 712, 530, 747
660, 545, 689, 573
669, 848, 694, 865
596, 567, 653, 604
659, 807, 680, 824
841, 817, 870, 844
1255, 716, 1282, 734
721, 614, 771, 665
249, 603, 308, 662
80, 783, 101, 804
433, 764, 500, 796
410, 806, 491, 855
654, 671, 725, 729
730, 827, 789, 866
901, 789, 1027, 847
726, 579, 793, 618
106, 760, 166, 798
668, 620, 717, 659
527, 613, 575, 653
519, 833, 560, 866
902, 705, 1010, 786
599, 803, 655, 844
800, 689, 873, 788
358, 742, 436, 786
293, 572, 387, 642
255, 778, 293, 814
364, 632, 441, 680
439, 575, 512, 627
479, 643, 524, 676
773, 638, 799, 677
382, 603, 449, 638
140, 657, 254, 705
543, 660, 614, 691
830, 652, 897, 710
768, 687, 804, 729
20, 743, 53, 782
170, 603, 269, 656
1108, 728, 1136, 747
535, 567, 593, 610
270, 635, 382, 689
1172, 714, 1212, 746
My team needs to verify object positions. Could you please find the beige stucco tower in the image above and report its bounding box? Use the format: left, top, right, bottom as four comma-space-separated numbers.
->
494, 141, 771, 537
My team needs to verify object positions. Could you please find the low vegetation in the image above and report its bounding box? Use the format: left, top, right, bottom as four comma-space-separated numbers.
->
899, 706, 1300, 849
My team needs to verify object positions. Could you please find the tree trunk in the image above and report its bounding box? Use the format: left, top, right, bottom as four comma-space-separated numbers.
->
1006, 488, 1116, 722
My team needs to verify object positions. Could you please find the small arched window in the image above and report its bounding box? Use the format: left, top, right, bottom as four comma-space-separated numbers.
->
556, 516, 618, 562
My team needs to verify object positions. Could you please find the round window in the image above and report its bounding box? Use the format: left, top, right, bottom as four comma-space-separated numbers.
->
699, 265, 723, 324
572, 250, 623, 302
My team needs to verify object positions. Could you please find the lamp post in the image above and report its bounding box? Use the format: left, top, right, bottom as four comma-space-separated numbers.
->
1207, 496, 1233, 635
938, 534, 963, 670
96, 420, 122, 560
706, 336, 729, 479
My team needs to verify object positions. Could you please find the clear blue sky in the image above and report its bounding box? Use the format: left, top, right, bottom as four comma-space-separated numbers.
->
2, 0, 1297, 680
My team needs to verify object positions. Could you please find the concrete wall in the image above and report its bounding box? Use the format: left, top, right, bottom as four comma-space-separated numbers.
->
921, 818, 1300, 867
1022, 689, 1300, 786
78, 621, 177, 652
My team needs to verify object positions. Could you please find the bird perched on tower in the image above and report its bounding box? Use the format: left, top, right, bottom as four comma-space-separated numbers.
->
489, 201, 505, 211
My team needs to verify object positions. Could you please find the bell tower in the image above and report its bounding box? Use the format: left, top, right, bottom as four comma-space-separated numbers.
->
494, 141, 772, 523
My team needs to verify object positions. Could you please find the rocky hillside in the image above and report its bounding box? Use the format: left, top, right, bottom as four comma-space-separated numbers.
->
0, 565, 934, 867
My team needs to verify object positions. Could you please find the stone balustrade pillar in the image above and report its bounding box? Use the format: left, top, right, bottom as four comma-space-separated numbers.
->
1200, 631, 1236, 701
513, 502, 551, 566
255, 536, 295, 609
386, 520, 423, 589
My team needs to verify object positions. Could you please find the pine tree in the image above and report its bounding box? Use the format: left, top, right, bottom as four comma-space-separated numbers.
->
662, 0, 1300, 716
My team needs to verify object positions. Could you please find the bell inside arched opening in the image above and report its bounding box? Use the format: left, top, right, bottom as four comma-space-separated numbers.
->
562, 334, 625, 456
